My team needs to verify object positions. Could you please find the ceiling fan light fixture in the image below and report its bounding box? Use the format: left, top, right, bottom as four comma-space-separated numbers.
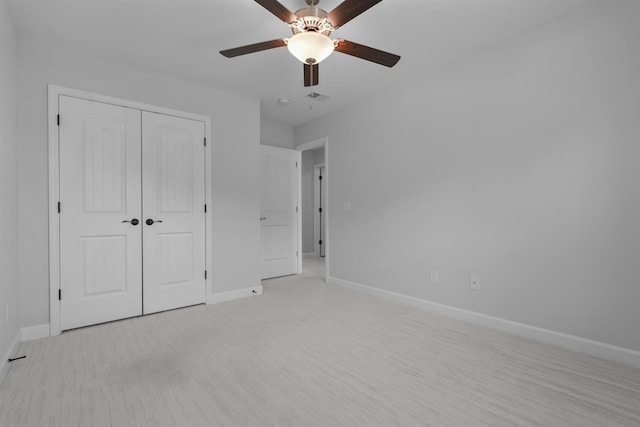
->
220, 0, 401, 87
287, 31, 334, 65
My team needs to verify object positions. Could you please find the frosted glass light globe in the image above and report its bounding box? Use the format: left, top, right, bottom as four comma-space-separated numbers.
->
287, 32, 334, 65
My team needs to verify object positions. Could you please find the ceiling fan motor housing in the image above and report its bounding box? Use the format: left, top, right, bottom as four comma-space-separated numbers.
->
291, 7, 334, 36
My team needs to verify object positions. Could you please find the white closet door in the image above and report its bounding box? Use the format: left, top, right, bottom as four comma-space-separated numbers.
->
59, 96, 143, 331
261, 145, 299, 279
142, 112, 206, 314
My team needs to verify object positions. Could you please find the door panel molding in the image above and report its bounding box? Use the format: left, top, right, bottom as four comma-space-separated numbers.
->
48, 85, 212, 336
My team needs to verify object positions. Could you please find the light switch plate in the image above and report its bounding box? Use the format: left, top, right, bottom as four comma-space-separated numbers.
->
430, 269, 439, 284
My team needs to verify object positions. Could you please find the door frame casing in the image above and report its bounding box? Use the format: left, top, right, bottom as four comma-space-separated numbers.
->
296, 137, 329, 281
48, 85, 213, 336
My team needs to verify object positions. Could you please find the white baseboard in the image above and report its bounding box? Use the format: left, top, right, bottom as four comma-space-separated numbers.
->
208, 286, 263, 304
302, 253, 316, 258
328, 276, 640, 370
22, 324, 50, 341
0, 330, 22, 385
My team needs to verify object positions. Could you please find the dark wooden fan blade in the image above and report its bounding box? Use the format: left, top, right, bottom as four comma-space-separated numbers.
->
304, 63, 319, 87
334, 39, 400, 67
255, 0, 297, 23
327, 0, 382, 28
220, 39, 287, 58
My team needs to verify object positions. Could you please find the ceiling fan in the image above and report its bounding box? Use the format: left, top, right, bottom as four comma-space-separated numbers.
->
220, 0, 401, 87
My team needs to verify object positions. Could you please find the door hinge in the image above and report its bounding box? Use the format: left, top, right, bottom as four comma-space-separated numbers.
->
296, 206, 298, 212
296, 161, 298, 167
319, 175, 323, 180
204, 204, 207, 213
319, 240, 323, 245
204, 137, 207, 147
205, 270, 207, 280
58, 289, 62, 301
57, 201, 61, 213
57, 114, 60, 126
319, 208, 322, 213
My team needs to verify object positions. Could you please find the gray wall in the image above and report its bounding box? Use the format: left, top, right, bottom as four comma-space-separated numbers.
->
17, 38, 262, 328
260, 120, 294, 149
0, 0, 20, 368
295, 0, 640, 351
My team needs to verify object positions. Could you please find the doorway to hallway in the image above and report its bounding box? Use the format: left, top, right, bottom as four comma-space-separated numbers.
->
297, 137, 328, 282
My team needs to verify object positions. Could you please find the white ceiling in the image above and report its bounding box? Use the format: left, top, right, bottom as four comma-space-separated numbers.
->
8, 0, 595, 127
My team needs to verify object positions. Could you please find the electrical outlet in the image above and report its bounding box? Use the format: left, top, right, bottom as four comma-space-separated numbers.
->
470, 274, 481, 290
430, 269, 439, 284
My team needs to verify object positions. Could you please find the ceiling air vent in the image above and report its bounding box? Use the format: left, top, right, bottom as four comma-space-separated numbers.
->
305, 91, 330, 102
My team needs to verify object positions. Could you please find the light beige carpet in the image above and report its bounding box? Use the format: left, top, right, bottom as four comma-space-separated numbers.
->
1, 257, 639, 426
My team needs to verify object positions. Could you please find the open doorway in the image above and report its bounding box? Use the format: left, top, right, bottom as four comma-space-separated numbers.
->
297, 138, 328, 282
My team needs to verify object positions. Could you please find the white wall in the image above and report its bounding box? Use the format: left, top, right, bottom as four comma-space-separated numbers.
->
0, 0, 20, 375
260, 120, 294, 149
314, 149, 324, 166
295, 0, 640, 351
17, 38, 261, 328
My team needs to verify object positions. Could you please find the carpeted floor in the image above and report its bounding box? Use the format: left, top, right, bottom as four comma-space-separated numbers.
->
1, 257, 639, 426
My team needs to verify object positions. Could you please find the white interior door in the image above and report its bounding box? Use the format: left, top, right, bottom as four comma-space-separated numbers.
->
59, 96, 143, 330
319, 166, 326, 257
261, 145, 299, 279
142, 112, 206, 314
313, 164, 326, 257
59, 97, 207, 330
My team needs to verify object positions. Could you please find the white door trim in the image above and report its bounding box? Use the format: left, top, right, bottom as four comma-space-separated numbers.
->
48, 85, 213, 336
296, 137, 329, 281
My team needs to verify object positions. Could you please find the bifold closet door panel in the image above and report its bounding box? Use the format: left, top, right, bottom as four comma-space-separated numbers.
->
59, 96, 143, 331
141, 112, 206, 314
